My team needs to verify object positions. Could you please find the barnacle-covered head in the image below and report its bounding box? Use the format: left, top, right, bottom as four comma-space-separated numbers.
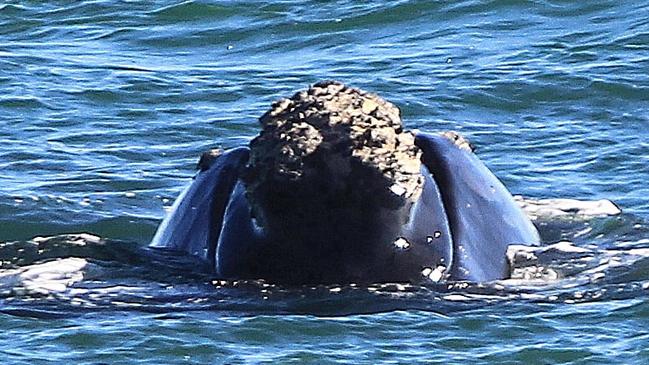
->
243, 81, 422, 252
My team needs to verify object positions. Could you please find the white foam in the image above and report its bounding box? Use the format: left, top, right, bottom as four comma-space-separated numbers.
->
0, 258, 102, 295
515, 196, 621, 218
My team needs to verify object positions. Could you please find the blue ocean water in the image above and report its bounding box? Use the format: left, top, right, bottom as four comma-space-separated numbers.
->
1, 0, 649, 363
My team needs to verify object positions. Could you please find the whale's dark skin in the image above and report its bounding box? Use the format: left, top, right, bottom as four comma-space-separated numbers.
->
150, 132, 540, 284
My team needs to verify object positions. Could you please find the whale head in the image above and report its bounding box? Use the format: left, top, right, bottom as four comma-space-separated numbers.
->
151, 81, 540, 284
240, 81, 425, 283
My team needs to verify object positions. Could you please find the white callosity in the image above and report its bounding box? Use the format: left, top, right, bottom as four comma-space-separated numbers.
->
422, 265, 447, 282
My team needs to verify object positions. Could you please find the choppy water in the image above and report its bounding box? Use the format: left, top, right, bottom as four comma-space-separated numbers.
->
1, 0, 649, 363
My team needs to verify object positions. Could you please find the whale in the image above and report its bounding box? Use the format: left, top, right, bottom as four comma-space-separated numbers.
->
150, 82, 540, 284
150, 132, 539, 284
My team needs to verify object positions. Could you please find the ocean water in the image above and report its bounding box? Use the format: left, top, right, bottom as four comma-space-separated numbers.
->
1, 0, 649, 363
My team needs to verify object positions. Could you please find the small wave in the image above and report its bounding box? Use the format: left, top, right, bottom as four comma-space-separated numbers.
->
589, 79, 649, 101
0, 96, 50, 109
149, 1, 239, 23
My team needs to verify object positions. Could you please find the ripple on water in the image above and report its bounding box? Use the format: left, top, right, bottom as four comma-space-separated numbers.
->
1, 0, 649, 363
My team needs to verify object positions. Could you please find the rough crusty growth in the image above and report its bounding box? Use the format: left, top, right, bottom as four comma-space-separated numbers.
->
197, 148, 223, 171
439, 131, 475, 153
244, 81, 422, 229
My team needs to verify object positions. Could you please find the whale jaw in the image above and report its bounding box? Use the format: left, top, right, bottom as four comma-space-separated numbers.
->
414, 133, 540, 282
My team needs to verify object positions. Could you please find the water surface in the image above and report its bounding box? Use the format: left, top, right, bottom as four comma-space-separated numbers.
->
1, 0, 649, 363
